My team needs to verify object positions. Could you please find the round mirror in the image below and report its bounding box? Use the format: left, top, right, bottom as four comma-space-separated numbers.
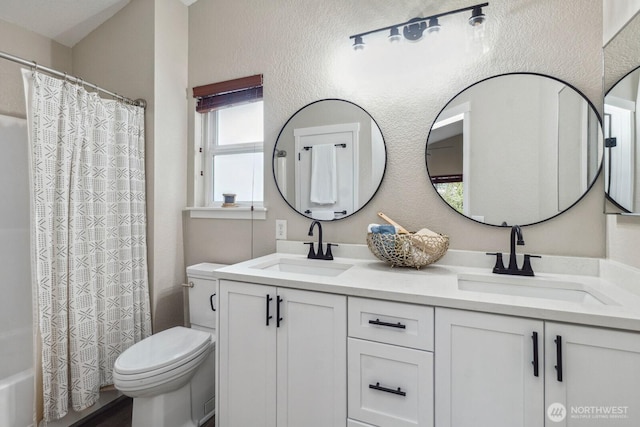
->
604, 66, 640, 214
425, 73, 603, 227
273, 99, 386, 220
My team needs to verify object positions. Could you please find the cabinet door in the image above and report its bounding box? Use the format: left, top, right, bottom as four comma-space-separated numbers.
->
545, 323, 640, 426
188, 276, 217, 330
276, 288, 347, 427
435, 308, 544, 427
219, 280, 277, 427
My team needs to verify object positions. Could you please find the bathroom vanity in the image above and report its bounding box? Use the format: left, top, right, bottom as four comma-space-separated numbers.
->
213, 243, 640, 427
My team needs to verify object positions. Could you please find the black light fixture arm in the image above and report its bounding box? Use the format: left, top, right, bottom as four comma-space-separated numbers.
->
349, 2, 488, 40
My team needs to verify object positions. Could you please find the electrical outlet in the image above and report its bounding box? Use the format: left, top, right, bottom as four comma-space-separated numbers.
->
276, 219, 287, 240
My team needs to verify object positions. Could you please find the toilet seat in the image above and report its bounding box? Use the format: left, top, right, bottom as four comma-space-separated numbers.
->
113, 326, 212, 391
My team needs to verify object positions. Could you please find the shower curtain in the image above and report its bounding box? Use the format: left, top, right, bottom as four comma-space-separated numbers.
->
22, 70, 152, 423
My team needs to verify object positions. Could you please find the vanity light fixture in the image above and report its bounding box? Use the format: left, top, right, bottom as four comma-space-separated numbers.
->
350, 2, 488, 50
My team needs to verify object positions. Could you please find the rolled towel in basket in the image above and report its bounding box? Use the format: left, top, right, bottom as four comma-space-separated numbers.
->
370, 225, 396, 234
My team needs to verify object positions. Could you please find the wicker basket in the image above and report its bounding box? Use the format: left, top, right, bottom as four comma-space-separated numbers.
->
366, 232, 449, 269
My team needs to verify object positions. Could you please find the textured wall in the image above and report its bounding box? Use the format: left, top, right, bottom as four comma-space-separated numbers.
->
74, 0, 189, 332
152, 0, 189, 331
604, 1, 640, 269
0, 19, 72, 118
185, 0, 605, 267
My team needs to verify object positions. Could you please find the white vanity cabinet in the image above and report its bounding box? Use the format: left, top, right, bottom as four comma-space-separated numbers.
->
347, 297, 434, 427
436, 308, 640, 427
544, 322, 640, 426
218, 280, 347, 427
435, 308, 544, 427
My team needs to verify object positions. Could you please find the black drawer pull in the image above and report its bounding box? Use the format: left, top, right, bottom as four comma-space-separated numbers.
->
369, 382, 406, 397
210, 293, 216, 312
555, 335, 563, 382
277, 296, 283, 328
531, 331, 539, 377
368, 318, 406, 329
266, 294, 273, 326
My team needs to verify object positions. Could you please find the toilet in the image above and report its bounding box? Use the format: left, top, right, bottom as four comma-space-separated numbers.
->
113, 263, 224, 427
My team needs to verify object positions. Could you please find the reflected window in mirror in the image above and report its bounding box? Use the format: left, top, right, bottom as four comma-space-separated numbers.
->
432, 175, 464, 214
273, 99, 387, 220
425, 73, 603, 227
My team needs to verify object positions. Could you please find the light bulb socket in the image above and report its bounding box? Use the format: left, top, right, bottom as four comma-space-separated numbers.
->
469, 6, 486, 26
427, 17, 441, 34
388, 27, 402, 42
353, 35, 365, 50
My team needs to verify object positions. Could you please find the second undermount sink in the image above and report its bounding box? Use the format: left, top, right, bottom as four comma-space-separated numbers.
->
457, 273, 617, 305
251, 257, 353, 277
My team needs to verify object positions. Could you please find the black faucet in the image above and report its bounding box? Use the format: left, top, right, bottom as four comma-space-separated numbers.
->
306, 220, 337, 260
486, 225, 540, 276
508, 225, 525, 271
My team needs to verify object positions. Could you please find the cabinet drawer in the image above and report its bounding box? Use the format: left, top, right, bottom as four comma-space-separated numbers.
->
348, 338, 433, 427
348, 297, 434, 350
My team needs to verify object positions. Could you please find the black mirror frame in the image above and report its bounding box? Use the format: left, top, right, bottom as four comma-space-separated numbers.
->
604, 64, 640, 215
272, 98, 388, 221
424, 72, 603, 228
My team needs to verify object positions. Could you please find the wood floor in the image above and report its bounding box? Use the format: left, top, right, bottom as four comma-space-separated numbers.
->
75, 397, 215, 427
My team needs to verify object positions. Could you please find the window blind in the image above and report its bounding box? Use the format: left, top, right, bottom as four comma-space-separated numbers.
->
193, 74, 263, 113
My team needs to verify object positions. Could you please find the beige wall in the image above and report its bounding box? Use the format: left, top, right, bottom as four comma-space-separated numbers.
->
153, 0, 189, 330
185, 0, 605, 268
604, 0, 640, 269
604, 0, 640, 44
0, 19, 72, 118
73, 0, 188, 332
7, 0, 634, 335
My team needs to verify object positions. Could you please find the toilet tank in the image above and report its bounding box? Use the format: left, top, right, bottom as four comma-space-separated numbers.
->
186, 263, 226, 331
186, 262, 226, 424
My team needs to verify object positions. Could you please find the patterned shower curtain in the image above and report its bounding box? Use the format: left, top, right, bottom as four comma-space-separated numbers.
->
23, 71, 152, 423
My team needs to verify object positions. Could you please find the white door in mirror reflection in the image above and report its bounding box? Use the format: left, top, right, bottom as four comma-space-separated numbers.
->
557, 86, 592, 211
295, 123, 358, 220
604, 104, 635, 212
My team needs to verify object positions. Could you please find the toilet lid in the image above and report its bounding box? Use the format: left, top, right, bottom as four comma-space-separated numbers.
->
114, 326, 211, 375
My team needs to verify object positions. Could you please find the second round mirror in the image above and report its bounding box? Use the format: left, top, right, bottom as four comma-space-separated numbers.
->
426, 73, 602, 227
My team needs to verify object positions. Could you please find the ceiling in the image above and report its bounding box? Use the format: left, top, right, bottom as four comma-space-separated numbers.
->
0, 0, 197, 48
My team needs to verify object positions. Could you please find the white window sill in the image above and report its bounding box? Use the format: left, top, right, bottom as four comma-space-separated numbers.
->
186, 206, 267, 220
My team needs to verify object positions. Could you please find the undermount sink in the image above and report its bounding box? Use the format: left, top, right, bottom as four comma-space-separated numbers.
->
252, 257, 353, 277
457, 273, 616, 305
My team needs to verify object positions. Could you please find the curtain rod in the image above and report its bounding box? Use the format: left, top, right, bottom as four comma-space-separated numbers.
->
0, 50, 146, 109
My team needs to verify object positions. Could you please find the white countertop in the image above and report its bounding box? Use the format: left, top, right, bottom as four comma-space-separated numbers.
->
212, 242, 640, 332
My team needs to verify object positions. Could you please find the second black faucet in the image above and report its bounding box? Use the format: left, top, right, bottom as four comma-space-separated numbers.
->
487, 225, 540, 276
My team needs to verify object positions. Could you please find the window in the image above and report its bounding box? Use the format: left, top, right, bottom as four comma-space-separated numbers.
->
193, 75, 264, 211
204, 101, 264, 205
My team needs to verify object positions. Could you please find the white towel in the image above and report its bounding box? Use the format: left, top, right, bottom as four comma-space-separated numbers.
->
312, 210, 335, 220
310, 144, 337, 204
276, 157, 287, 195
